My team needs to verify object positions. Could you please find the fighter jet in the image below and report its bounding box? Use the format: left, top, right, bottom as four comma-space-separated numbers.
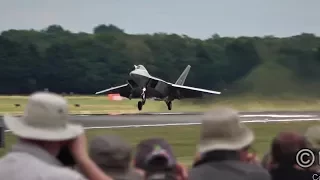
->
95, 65, 221, 111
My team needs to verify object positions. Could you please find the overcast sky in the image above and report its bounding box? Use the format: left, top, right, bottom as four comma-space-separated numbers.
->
1, 0, 319, 39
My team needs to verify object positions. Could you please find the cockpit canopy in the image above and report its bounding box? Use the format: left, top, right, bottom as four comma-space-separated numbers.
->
134, 65, 147, 70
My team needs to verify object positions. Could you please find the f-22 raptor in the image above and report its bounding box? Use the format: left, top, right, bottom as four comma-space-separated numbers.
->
95, 65, 221, 111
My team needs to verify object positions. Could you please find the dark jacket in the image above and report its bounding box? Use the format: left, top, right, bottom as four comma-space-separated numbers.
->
269, 165, 317, 180
188, 151, 271, 180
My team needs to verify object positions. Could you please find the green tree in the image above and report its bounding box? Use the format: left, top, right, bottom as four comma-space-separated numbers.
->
0, 24, 320, 96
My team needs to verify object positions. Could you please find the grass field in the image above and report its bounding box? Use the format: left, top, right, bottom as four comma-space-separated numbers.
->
1, 95, 320, 115
1, 121, 320, 166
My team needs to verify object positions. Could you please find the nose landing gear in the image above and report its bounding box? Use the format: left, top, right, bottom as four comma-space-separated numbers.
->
137, 87, 146, 111
138, 101, 144, 111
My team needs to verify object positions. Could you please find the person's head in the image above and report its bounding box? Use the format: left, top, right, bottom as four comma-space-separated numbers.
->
197, 107, 254, 156
271, 131, 308, 166
3, 92, 84, 156
134, 137, 176, 172
134, 138, 185, 180
304, 126, 320, 171
134, 138, 187, 180
305, 126, 320, 150
89, 134, 143, 180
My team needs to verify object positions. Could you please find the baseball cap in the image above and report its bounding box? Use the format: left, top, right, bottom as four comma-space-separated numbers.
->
134, 138, 176, 170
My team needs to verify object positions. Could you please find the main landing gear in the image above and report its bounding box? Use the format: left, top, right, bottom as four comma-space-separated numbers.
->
166, 101, 172, 110
136, 87, 173, 111
137, 87, 146, 111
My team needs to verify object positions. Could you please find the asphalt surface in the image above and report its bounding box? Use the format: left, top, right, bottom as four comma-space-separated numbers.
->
68, 111, 320, 128
1, 111, 320, 131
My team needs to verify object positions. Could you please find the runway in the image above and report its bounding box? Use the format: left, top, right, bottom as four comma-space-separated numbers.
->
1, 111, 320, 131
66, 111, 320, 128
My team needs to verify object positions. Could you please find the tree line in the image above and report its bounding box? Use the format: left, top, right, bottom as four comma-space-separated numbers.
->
1, 24, 320, 96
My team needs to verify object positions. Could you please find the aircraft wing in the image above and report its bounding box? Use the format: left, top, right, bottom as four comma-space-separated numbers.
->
95, 84, 133, 98
170, 84, 221, 98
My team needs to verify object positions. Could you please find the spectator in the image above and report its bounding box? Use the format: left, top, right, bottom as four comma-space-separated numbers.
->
261, 151, 272, 169
194, 146, 260, 166
188, 107, 271, 180
305, 126, 320, 149
269, 131, 318, 180
0, 92, 113, 180
238, 144, 260, 164
134, 137, 188, 180
262, 126, 320, 170
261, 126, 319, 170
305, 125, 320, 172
88, 134, 144, 180
192, 152, 202, 165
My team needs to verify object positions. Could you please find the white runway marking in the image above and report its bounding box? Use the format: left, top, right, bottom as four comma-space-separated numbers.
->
76, 114, 316, 118
151, 113, 316, 117
240, 114, 316, 118
4, 118, 320, 133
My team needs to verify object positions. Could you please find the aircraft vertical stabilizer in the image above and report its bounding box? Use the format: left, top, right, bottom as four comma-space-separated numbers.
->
175, 65, 191, 85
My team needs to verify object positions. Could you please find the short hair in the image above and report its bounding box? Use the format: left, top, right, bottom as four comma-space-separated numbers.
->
271, 131, 308, 165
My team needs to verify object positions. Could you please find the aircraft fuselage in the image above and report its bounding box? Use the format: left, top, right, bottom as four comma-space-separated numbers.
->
129, 68, 169, 100
129, 70, 150, 88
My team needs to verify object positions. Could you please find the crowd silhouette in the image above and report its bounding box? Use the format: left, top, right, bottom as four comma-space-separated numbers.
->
0, 91, 319, 180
